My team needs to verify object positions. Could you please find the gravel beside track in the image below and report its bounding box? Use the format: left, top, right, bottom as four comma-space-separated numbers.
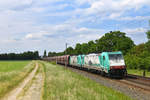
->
127, 74, 150, 84
127, 74, 150, 81
62, 65, 150, 100
124, 75, 150, 91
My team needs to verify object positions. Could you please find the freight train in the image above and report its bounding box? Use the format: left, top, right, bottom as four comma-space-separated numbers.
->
43, 51, 127, 78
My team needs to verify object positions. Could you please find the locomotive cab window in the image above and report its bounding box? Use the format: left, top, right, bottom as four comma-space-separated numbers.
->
109, 54, 123, 61
109, 54, 125, 66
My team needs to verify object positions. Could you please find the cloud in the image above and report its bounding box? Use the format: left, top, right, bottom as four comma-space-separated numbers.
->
122, 27, 148, 44
0, 0, 33, 11
24, 31, 53, 40
123, 27, 147, 34
25, 34, 33, 39
0, 0, 149, 54
118, 16, 150, 21
72, 0, 150, 21
23, 24, 104, 40
109, 13, 123, 19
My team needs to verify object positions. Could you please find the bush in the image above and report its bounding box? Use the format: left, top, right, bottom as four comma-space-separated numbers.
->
125, 54, 150, 71
144, 57, 150, 71
124, 42, 150, 71
125, 55, 138, 69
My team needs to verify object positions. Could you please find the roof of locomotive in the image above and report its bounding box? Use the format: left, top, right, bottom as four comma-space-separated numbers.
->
84, 53, 100, 56
102, 51, 122, 55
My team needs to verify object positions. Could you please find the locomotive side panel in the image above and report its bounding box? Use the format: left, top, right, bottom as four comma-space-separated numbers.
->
69, 56, 78, 66
84, 54, 100, 68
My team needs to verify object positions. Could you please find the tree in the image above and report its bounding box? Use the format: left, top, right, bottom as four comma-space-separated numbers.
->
48, 52, 57, 57
65, 47, 74, 55
44, 50, 47, 57
146, 30, 150, 40
81, 43, 89, 54
34, 51, 39, 59
96, 31, 135, 54
88, 41, 97, 53
0, 51, 40, 60
125, 42, 150, 72
75, 43, 82, 54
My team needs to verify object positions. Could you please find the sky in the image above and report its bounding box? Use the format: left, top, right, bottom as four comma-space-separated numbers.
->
0, 0, 150, 55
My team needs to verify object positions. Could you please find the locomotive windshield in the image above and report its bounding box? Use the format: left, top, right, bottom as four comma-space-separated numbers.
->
109, 54, 125, 66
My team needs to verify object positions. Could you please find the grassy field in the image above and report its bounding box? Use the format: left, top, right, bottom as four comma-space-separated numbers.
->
127, 69, 150, 77
41, 61, 132, 100
0, 61, 35, 98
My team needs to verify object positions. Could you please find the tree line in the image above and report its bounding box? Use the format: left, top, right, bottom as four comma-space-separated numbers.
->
0, 51, 40, 60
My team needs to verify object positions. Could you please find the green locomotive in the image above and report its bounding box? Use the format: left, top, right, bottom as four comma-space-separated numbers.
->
69, 51, 127, 77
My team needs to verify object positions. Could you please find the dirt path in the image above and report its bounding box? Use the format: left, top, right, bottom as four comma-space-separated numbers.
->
17, 64, 44, 100
1, 62, 43, 100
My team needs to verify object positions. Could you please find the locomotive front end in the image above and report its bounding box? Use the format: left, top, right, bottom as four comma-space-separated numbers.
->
108, 52, 127, 78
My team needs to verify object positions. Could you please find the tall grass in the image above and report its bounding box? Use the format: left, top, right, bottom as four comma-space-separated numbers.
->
0, 61, 35, 98
41, 61, 132, 100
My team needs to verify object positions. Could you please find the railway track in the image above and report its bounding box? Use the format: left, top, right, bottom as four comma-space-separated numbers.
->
119, 74, 150, 92
127, 74, 150, 86
127, 74, 150, 81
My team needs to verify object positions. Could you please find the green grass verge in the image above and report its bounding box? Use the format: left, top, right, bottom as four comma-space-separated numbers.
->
0, 61, 31, 72
127, 69, 150, 77
41, 61, 132, 100
0, 60, 35, 98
